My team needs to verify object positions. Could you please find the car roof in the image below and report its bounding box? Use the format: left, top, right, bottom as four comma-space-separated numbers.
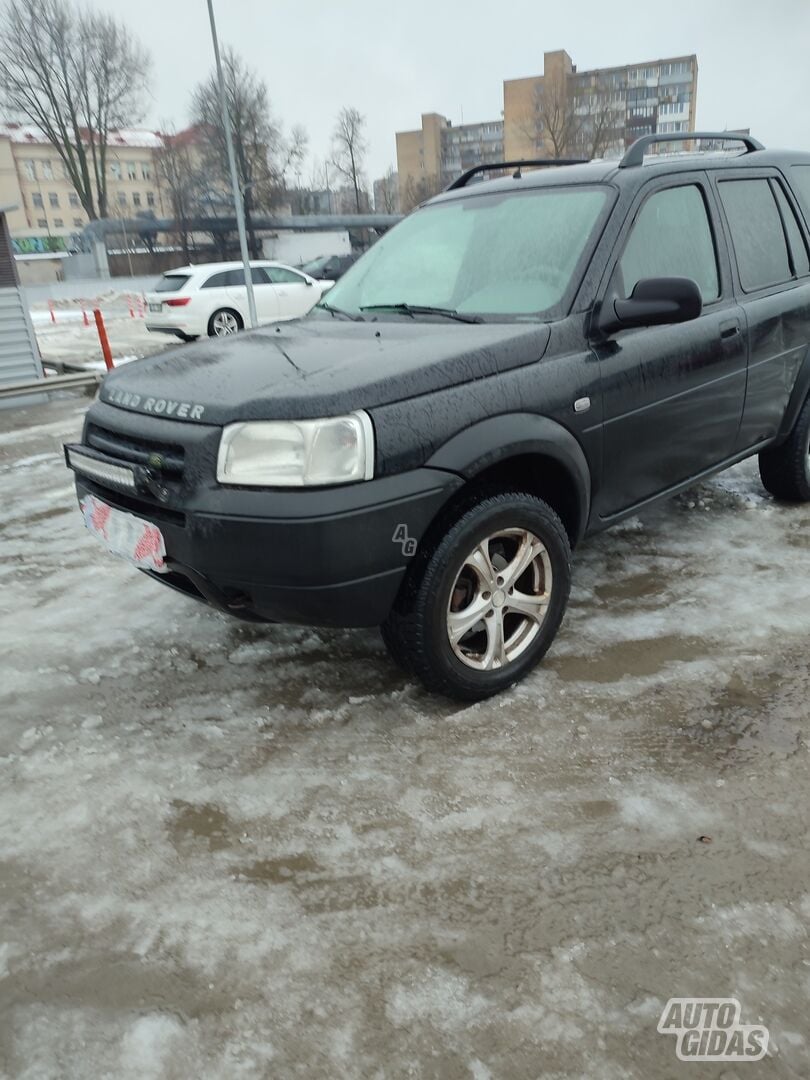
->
427, 148, 810, 206
161, 260, 303, 276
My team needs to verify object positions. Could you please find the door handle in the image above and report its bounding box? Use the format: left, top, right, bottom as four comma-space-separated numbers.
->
720, 321, 741, 340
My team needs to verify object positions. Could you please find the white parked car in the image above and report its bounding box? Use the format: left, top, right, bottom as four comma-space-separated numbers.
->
144, 261, 335, 341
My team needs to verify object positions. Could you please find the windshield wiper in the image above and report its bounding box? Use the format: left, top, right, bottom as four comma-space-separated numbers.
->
317, 301, 364, 322
359, 303, 483, 324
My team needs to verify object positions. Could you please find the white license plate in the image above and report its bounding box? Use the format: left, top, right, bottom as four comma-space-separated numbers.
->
148, 302, 162, 313
80, 494, 168, 573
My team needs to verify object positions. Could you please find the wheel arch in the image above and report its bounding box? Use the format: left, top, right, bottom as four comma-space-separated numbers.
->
425, 413, 592, 546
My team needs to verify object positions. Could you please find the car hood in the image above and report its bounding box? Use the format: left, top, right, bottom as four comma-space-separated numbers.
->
99, 316, 551, 425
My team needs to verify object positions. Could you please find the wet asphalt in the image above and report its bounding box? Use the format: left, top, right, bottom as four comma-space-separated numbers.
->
1, 395, 808, 1078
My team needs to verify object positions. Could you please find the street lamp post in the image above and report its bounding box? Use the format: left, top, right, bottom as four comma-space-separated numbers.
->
205, 0, 258, 329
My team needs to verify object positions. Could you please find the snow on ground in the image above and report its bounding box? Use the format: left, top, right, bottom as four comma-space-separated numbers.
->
32, 311, 167, 370
1, 396, 809, 1078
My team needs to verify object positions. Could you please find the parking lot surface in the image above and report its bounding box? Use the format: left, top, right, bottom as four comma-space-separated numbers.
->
1, 396, 808, 1078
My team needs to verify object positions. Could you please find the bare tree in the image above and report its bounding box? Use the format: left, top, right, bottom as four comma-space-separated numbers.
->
155, 126, 206, 261
192, 48, 307, 257
376, 166, 399, 213
331, 107, 367, 213
401, 172, 443, 213
570, 79, 620, 159
518, 75, 620, 160
533, 78, 582, 157
0, 0, 150, 219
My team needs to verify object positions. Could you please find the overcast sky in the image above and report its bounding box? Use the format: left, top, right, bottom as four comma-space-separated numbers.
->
94, 0, 810, 183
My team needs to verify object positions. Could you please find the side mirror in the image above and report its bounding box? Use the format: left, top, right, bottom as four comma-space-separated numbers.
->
599, 276, 702, 335
305, 278, 314, 286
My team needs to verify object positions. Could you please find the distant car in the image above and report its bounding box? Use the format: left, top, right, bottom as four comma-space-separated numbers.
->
144, 261, 334, 340
301, 253, 358, 281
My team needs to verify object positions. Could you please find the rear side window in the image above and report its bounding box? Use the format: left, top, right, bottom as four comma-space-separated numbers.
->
202, 270, 231, 289
202, 267, 269, 288
154, 274, 189, 293
718, 179, 791, 291
772, 183, 810, 277
618, 184, 720, 302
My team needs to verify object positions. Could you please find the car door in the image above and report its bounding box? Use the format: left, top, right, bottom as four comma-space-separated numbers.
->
712, 171, 810, 448
266, 266, 317, 319
591, 174, 747, 519
200, 269, 236, 324
226, 266, 280, 324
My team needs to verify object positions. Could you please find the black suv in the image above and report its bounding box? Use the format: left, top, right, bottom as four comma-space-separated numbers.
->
66, 132, 810, 700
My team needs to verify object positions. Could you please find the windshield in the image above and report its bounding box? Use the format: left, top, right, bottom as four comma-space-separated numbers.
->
322, 186, 609, 321
303, 256, 330, 273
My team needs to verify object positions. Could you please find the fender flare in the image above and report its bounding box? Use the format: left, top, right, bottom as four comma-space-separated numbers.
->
426, 413, 592, 542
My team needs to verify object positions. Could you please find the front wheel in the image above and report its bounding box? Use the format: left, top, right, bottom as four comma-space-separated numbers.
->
759, 395, 810, 502
208, 308, 244, 337
381, 493, 572, 701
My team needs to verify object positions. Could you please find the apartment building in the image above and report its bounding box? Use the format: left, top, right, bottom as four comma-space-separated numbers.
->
396, 113, 504, 210
503, 50, 698, 160
394, 50, 698, 207
0, 123, 170, 255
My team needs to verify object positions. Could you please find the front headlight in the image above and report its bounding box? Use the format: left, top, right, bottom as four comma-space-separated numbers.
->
216, 411, 374, 487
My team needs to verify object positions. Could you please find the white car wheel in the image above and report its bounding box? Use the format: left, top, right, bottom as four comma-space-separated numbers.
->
209, 309, 243, 337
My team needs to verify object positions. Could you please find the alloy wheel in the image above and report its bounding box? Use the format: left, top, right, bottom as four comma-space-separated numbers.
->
212, 311, 240, 335
446, 527, 553, 671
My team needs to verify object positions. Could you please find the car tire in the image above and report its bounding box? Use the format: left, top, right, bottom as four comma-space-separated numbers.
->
758, 394, 810, 502
381, 492, 572, 701
208, 308, 244, 337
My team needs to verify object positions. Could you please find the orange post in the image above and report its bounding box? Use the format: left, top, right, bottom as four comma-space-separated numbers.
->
48, 300, 56, 323
93, 308, 114, 370
82, 308, 89, 326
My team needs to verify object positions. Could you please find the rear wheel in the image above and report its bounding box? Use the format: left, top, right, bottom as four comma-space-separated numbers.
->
208, 308, 243, 337
758, 395, 810, 502
381, 492, 571, 700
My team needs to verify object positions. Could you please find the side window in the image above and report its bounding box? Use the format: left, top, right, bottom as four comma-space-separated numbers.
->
772, 183, 810, 278
267, 267, 306, 285
201, 271, 229, 289
718, 179, 791, 291
250, 267, 271, 284
618, 184, 720, 302
789, 165, 810, 223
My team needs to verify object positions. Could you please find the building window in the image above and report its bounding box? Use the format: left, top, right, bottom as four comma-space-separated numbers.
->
49, 192, 59, 208
142, 162, 151, 180
127, 161, 137, 179
37, 218, 47, 228
132, 192, 141, 207
117, 192, 127, 207
32, 192, 43, 208
110, 162, 121, 180
146, 191, 155, 207
73, 217, 83, 227
24, 160, 36, 181
54, 218, 63, 227
41, 159, 53, 179
69, 192, 80, 207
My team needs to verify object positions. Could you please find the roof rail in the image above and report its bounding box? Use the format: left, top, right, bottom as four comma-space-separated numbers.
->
619, 131, 764, 168
446, 158, 589, 191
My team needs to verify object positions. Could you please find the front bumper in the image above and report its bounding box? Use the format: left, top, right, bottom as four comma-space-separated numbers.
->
67, 408, 462, 627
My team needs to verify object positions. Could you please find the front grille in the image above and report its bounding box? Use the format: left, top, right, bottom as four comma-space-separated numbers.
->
86, 424, 185, 480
